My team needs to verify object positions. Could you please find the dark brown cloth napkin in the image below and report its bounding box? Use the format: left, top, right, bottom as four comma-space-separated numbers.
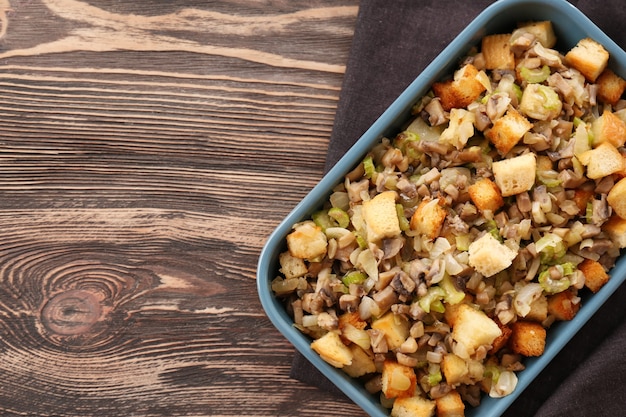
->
291, 1, 626, 415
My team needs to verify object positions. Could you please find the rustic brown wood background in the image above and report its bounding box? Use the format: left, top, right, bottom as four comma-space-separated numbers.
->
0, 1, 367, 415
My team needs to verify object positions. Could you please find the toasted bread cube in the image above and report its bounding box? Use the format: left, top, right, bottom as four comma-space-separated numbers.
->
362, 190, 401, 243
517, 20, 556, 48
279, 251, 308, 279
525, 295, 549, 323
468, 178, 504, 213
451, 304, 502, 357
391, 395, 436, 417
310, 331, 353, 368
440, 353, 468, 386
597, 68, 626, 105
608, 177, 626, 219
604, 215, 626, 248
591, 110, 626, 148
342, 344, 376, 378
547, 290, 581, 321
492, 152, 536, 197
482, 33, 515, 70
508, 321, 546, 357
579, 258, 609, 293
435, 390, 466, 417
578, 141, 625, 179
565, 38, 609, 82
338, 311, 368, 331
432, 64, 487, 111
486, 109, 533, 154
573, 187, 594, 215
382, 360, 418, 399
286, 221, 328, 259
489, 321, 513, 354
468, 233, 518, 277
372, 312, 410, 351
410, 198, 447, 240
441, 353, 485, 386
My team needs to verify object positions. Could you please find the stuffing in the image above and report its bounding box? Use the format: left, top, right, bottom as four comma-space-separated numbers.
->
382, 360, 418, 399
432, 64, 487, 111
286, 221, 328, 259
547, 290, 580, 321
468, 177, 505, 213
565, 37, 609, 82
371, 311, 410, 351
310, 331, 353, 368
362, 190, 402, 243
279, 251, 308, 279
391, 395, 436, 417
435, 390, 466, 417
492, 152, 536, 196
578, 258, 609, 293
603, 215, 626, 248
516, 20, 556, 48
486, 109, 533, 154
524, 295, 549, 323
410, 198, 447, 240
441, 353, 484, 386
482, 33, 515, 70
342, 344, 376, 378
596, 68, 626, 105
468, 233, 518, 277
591, 110, 626, 148
607, 177, 626, 219
577, 141, 624, 179
451, 304, 503, 358
508, 321, 546, 357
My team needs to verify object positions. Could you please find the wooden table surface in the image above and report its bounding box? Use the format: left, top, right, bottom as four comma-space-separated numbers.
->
0, 1, 366, 416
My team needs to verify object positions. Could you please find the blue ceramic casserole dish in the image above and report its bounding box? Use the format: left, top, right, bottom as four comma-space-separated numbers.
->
257, 0, 626, 415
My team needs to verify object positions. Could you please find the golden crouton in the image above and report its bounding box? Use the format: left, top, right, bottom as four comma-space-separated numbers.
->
607, 177, 626, 219
517, 20, 556, 48
547, 290, 580, 321
468, 178, 504, 213
468, 233, 518, 277
391, 395, 436, 417
573, 187, 594, 215
579, 258, 609, 293
440, 353, 468, 386
492, 152, 536, 197
286, 221, 328, 260
338, 311, 368, 331
565, 37, 609, 82
362, 190, 401, 243
451, 304, 502, 357
482, 33, 515, 70
591, 110, 626, 148
435, 390, 466, 417
310, 331, 353, 368
486, 109, 533, 155
410, 198, 447, 240
279, 251, 308, 279
525, 295, 549, 323
432, 64, 487, 111
372, 311, 410, 351
508, 321, 546, 357
382, 360, 418, 399
604, 215, 626, 248
577, 141, 624, 179
597, 68, 626, 105
489, 321, 513, 354
342, 344, 376, 378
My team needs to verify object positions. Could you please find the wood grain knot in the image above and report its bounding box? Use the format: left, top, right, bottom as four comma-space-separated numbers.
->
41, 289, 103, 336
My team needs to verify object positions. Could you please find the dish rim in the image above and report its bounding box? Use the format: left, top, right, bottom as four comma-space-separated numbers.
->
257, 0, 626, 416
